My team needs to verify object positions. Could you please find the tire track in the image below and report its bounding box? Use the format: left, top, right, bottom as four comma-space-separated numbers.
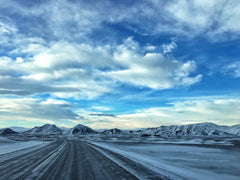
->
40, 140, 138, 180
0, 140, 64, 180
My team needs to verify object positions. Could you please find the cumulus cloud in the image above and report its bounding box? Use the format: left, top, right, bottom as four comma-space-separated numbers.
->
0, 97, 79, 124
108, 55, 201, 89
0, 41, 113, 98
0, 1, 237, 100
0, 37, 201, 98
107, 38, 201, 89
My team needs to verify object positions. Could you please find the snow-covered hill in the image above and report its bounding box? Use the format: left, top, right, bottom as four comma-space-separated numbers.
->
0, 128, 19, 135
69, 124, 97, 135
9, 127, 30, 133
223, 124, 240, 135
101, 128, 123, 135
23, 124, 62, 135
138, 123, 240, 137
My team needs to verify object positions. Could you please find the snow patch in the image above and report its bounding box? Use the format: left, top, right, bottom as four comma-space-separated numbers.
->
91, 142, 240, 180
0, 137, 45, 155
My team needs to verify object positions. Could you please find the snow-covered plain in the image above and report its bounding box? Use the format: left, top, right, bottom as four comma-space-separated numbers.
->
0, 137, 45, 155
91, 142, 240, 180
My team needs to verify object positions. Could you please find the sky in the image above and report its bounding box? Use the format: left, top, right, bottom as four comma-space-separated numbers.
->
0, 0, 240, 129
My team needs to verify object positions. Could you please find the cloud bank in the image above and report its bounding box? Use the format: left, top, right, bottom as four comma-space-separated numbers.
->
0, 38, 201, 99
87, 99, 240, 129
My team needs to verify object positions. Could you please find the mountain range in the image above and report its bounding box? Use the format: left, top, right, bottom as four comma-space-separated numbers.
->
139, 123, 240, 137
0, 123, 240, 137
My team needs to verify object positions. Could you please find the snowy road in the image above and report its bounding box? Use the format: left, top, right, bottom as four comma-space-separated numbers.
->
1, 139, 238, 180
0, 140, 140, 180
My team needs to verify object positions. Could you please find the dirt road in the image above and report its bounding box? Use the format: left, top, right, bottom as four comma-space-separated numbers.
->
0, 140, 139, 180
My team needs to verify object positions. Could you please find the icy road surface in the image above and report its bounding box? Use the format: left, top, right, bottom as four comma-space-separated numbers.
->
0, 139, 140, 180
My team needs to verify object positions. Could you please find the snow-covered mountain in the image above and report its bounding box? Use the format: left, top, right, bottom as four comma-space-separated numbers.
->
223, 124, 240, 135
70, 124, 97, 135
0, 128, 19, 135
9, 127, 30, 133
139, 123, 240, 137
101, 128, 123, 135
23, 124, 62, 135
2, 122, 239, 137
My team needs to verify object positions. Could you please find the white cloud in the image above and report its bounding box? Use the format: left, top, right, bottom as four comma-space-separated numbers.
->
1, 0, 239, 129
0, 18, 17, 35
0, 38, 201, 98
16, 57, 24, 63
0, 97, 79, 123
108, 42, 201, 89
0, 41, 114, 98
223, 61, 240, 78
2, 0, 240, 41
162, 41, 177, 54
1, 96, 239, 129
41, 98, 70, 105
146, 0, 240, 40
91, 106, 112, 111
145, 44, 156, 51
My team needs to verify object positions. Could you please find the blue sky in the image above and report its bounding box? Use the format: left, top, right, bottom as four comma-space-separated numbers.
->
0, 0, 240, 129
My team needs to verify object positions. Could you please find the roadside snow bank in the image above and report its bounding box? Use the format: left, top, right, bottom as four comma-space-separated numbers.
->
0, 137, 45, 155
91, 142, 240, 180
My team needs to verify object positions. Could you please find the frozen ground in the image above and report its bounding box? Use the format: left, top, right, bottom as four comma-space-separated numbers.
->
0, 139, 139, 180
0, 137, 45, 155
84, 134, 240, 146
91, 141, 240, 180
1, 135, 239, 180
